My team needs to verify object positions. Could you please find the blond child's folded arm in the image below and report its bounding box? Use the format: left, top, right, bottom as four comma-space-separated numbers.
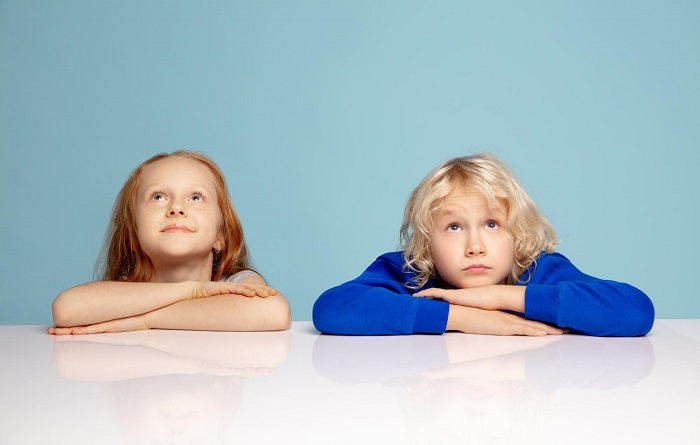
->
414, 285, 526, 312
446, 305, 563, 336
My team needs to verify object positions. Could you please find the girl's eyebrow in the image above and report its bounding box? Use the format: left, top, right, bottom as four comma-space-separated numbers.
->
142, 183, 214, 193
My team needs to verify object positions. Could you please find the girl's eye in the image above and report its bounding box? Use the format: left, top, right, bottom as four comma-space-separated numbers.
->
485, 220, 499, 229
447, 224, 462, 232
152, 193, 165, 201
191, 193, 204, 202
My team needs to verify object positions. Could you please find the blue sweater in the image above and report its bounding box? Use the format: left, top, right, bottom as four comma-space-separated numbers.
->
313, 251, 655, 337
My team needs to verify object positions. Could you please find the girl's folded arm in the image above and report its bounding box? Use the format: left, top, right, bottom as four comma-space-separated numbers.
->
52, 281, 197, 328
52, 278, 286, 330
144, 290, 291, 332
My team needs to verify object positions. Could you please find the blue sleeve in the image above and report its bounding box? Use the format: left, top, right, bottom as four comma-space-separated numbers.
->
312, 252, 450, 335
523, 253, 655, 337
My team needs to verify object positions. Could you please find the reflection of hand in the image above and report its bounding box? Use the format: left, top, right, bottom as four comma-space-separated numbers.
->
442, 332, 561, 364
48, 314, 148, 335
195, 361, 276, 377
421, 334, 562, 380
51, 329, 291, 381
193, 282, 277, 299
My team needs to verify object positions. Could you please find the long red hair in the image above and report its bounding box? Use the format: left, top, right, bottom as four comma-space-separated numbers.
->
97, 151, 253, 281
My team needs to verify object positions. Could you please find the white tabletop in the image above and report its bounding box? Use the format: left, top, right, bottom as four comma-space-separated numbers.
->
1, 321, 698, 444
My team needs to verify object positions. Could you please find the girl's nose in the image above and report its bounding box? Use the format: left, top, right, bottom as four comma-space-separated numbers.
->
167, 203, 187, 217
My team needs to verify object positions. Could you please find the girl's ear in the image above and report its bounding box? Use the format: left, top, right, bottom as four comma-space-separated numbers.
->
214, 232, 225, 253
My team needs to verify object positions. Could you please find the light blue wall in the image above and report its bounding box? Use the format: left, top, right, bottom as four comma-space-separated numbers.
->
1, 1, 698, 324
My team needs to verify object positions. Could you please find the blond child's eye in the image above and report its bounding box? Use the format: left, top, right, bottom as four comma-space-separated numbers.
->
447, 224, 462, 232
485, 220, 499, 229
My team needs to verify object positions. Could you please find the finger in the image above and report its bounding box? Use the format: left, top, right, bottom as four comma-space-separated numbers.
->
251, 284, 276, 296
494, 314, 542, 336
80, 323, 113, 334
520, 321, 563, 336
247, 285, 269, 297
69, 326, 91, 335
225, 284, 259, 297
236, 286, 258, 297
246, 284, 276, 298
528, 321, 564, 335
545, 326, 565, 335
511, 324, 549, 337
49, 327, 81, 335
413, 291, 446, 301
255, 287, 272, 298
259, 286, 276, 297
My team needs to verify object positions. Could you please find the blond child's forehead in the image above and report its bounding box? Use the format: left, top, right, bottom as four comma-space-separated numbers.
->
432, 181, 507, 215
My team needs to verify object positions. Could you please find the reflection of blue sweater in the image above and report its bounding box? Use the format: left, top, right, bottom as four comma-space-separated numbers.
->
313, 251, 655, 337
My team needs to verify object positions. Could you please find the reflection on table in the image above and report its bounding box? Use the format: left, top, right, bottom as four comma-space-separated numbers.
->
0, 321, 698, 444
313, 333, 655, 444
52, 329, 290, 444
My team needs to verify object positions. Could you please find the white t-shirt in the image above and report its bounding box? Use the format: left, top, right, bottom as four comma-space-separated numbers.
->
220, 269, 261, 283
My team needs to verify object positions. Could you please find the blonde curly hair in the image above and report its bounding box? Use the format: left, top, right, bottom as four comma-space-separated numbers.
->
399, 153, 558, 289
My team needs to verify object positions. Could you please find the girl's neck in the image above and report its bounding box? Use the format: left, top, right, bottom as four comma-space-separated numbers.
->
150, 258, 214, 283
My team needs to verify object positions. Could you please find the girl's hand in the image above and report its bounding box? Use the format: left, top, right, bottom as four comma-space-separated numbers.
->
48, 314, 149, 335
447, 306, 564, 337
192, 282, 277, 300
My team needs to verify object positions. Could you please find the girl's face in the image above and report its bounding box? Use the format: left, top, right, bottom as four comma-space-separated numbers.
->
134, 157, 224, 279
430, 189, 515, 289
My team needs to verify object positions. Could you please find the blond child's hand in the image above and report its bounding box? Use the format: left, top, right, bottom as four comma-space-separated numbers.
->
447, 306, 564, 337
191, 281, 277, 299
414, 287, 502, 310
414, 285, 526, 313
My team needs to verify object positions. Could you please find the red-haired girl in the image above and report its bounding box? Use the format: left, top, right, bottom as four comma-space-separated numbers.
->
50, 151, 291, 334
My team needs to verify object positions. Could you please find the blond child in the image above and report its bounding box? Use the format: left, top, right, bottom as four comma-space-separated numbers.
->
313, 153, 653, 336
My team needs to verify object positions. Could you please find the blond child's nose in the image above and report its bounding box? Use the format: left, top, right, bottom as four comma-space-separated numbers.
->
465, 233, 485, 256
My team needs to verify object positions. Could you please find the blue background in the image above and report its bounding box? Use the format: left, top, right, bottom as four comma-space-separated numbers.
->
1, 1, 698, 324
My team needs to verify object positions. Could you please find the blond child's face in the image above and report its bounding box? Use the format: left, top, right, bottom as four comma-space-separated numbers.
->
430, 189, 515, 289
134, 157, 224, 279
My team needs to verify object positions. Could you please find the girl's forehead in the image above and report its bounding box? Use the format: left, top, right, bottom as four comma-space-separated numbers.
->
140, 157, 218, 189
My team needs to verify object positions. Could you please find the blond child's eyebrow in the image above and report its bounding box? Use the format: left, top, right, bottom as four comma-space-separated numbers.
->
435, 208, 461, 218
438, 204, 507, 219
